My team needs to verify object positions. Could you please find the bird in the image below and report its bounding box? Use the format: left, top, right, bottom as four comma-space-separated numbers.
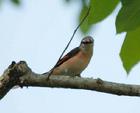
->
49, 36, 94, 77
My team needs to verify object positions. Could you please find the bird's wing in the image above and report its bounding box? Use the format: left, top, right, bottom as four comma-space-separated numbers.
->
55, 47, 80, 68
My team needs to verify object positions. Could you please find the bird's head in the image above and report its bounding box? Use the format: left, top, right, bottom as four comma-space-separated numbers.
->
80, 36, 94, 53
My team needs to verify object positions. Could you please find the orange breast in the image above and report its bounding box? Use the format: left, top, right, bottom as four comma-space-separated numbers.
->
52, 51, 92, 76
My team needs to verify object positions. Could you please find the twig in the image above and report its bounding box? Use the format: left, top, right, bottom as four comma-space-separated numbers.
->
46, 6, 91, 79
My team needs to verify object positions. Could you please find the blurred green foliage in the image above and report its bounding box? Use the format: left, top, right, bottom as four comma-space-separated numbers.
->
79, 0, 119, 33
11, 0, 21, 5
116, 0, 140, 73
0, 0, 21, 6
120, 27, 140, 73
116, 0, 140, 33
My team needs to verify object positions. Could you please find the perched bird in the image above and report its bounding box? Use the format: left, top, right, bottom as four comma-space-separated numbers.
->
50, 36, 94, 77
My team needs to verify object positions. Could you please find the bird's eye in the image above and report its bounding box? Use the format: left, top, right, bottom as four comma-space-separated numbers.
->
82, 41, 88, 44
82, 39, 93, 44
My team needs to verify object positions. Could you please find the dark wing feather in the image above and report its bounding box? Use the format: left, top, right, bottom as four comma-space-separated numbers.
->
55, 47, 80, 68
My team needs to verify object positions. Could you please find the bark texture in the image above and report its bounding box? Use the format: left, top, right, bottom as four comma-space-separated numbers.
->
0, 61, 140, 100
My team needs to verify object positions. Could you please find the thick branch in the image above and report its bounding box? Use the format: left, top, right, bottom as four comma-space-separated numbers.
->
0, 61, 140, 100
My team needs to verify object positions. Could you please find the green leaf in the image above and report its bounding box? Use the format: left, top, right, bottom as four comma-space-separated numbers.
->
120, 27, 140, 73
116, 0, 140, 33
79, 0, 119, 34
11, 0, 20, 5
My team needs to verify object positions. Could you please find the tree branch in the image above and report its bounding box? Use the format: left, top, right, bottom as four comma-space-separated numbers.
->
0, 61, 140, 100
